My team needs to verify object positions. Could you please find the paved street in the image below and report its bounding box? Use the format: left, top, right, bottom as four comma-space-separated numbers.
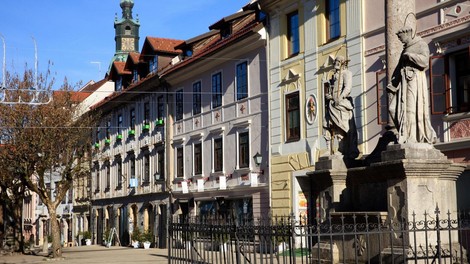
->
0, 245, 169, 264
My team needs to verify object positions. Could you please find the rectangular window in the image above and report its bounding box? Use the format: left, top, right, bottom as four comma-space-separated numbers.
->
130, 108, 136, 130
149, 56, 158, 73
133, 70, 138, 83
430, 48, 470, 114
193, 81, 201, 115
239, 132, 249, 168
212, 72, 222, 109
94, 162, 100, 192
144, 102, 150, 124
105, 161, 110, 190
130, 154, 135, 180
194, 143, 202, 175
95, 127, 100, 144
214, 138, 223, 172
376, 70, 389, 124
176, 147, 184, 177
175, 90, 184, 121
115, 77, 122, 91
143, 151, 150, 183
286, 92, 300, 141
116, 156, 123, 188
157, 149, 165, 181
326, 0, 340, 40
157, 96, 164, 120
236, 62, 248, 100
117, 114, 123, 134
106, 120, 111, 139
67, 189, 73, 204
287, 11, 300, 56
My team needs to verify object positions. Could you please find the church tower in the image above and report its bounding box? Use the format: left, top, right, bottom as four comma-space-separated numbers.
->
112, 0, 140, 62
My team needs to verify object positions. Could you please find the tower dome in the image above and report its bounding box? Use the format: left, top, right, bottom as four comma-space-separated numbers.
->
120, 0, 134, 8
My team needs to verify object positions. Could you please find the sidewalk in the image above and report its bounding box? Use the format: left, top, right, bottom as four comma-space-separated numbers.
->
0, 245, 169, 264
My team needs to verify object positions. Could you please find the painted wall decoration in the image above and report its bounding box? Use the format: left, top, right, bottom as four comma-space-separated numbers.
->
306, 94, 317, 125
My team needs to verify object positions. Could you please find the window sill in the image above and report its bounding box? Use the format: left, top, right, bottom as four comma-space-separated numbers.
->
234, 167, 250, 175
285, 137, 300, 144
442, 111, 470, 122
142, 181, 150, 186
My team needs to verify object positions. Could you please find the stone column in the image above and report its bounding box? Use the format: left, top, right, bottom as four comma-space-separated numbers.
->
386, 0, 415, 82
308, 155, 349, 219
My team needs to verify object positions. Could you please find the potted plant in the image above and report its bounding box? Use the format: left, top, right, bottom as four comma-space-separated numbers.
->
83, 231, 92, 246
155, 119, 164, 126
105, 138, 111, 145
131, 228, 141, 248
128, 129, 136, 136
141, 230, 153, 249
117, 134, 123, 140
143, 123, 151, 131
94, 142, 100, 149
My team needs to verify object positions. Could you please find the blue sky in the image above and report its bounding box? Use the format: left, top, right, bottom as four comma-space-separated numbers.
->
0, 0, 250, 88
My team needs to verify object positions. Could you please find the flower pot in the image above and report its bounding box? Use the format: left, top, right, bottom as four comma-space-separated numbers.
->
85, 239, 92, 246
143, 241, 151, 249
155, 119, 164, 126
132, 241, 139, 248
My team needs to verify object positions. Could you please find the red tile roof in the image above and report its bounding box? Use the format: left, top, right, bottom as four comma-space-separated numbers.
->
128, 52, 141, 64
146, 37, 184, 54
80, 78, 108, 93
113, 61, 131, 75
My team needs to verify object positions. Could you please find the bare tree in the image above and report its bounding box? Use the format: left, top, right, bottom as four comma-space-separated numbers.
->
0, 69, 95, 258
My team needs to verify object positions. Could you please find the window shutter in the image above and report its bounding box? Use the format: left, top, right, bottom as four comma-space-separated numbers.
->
430, 55, 449, 114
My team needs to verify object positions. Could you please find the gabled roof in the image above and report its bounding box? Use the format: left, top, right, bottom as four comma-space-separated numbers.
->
161, 10, 263, 77
80, 78, 108, 93
142, 37, 184, 56
174, 30, 220, 50
127, 52, 141, 65
209, 9, 255, 30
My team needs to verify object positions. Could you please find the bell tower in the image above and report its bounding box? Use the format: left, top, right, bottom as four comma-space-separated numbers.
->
113, 0, 140, 62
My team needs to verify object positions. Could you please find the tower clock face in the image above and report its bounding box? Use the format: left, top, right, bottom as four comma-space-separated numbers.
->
122, 38, 135, 51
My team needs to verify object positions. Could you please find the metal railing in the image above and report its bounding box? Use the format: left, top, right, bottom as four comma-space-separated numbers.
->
168, 209, 470, 263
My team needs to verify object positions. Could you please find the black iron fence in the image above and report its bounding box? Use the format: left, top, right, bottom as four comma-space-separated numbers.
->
168, 209, 470, 263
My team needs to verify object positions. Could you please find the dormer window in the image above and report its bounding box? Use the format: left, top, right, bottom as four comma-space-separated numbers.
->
221, 27, 232, 39
184, 49, 193, 58
149, 56, 158, 73
115, 76, 123, 91
133, 69, 138, 83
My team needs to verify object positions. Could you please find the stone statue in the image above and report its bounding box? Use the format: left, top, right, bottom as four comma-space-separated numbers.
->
324, 56, 359, 159
387, 26, 436, 144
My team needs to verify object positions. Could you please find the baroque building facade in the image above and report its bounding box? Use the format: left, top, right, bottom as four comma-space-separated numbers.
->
258, 0, 363, 217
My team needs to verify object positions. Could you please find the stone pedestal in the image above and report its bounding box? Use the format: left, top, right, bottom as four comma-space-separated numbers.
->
379, 143, 465, 222
377, 143, 466, 255
309, 155, 349, 217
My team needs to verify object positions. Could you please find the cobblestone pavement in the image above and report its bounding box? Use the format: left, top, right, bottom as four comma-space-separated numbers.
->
0, 245, 169, 264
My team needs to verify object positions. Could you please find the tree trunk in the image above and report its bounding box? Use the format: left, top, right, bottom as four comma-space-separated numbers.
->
48, 206, 62, 258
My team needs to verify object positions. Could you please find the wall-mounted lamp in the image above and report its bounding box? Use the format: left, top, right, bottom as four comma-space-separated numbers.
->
253, 152, 262, 167
253, 152, 264, 174
154, 173, 161, 182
